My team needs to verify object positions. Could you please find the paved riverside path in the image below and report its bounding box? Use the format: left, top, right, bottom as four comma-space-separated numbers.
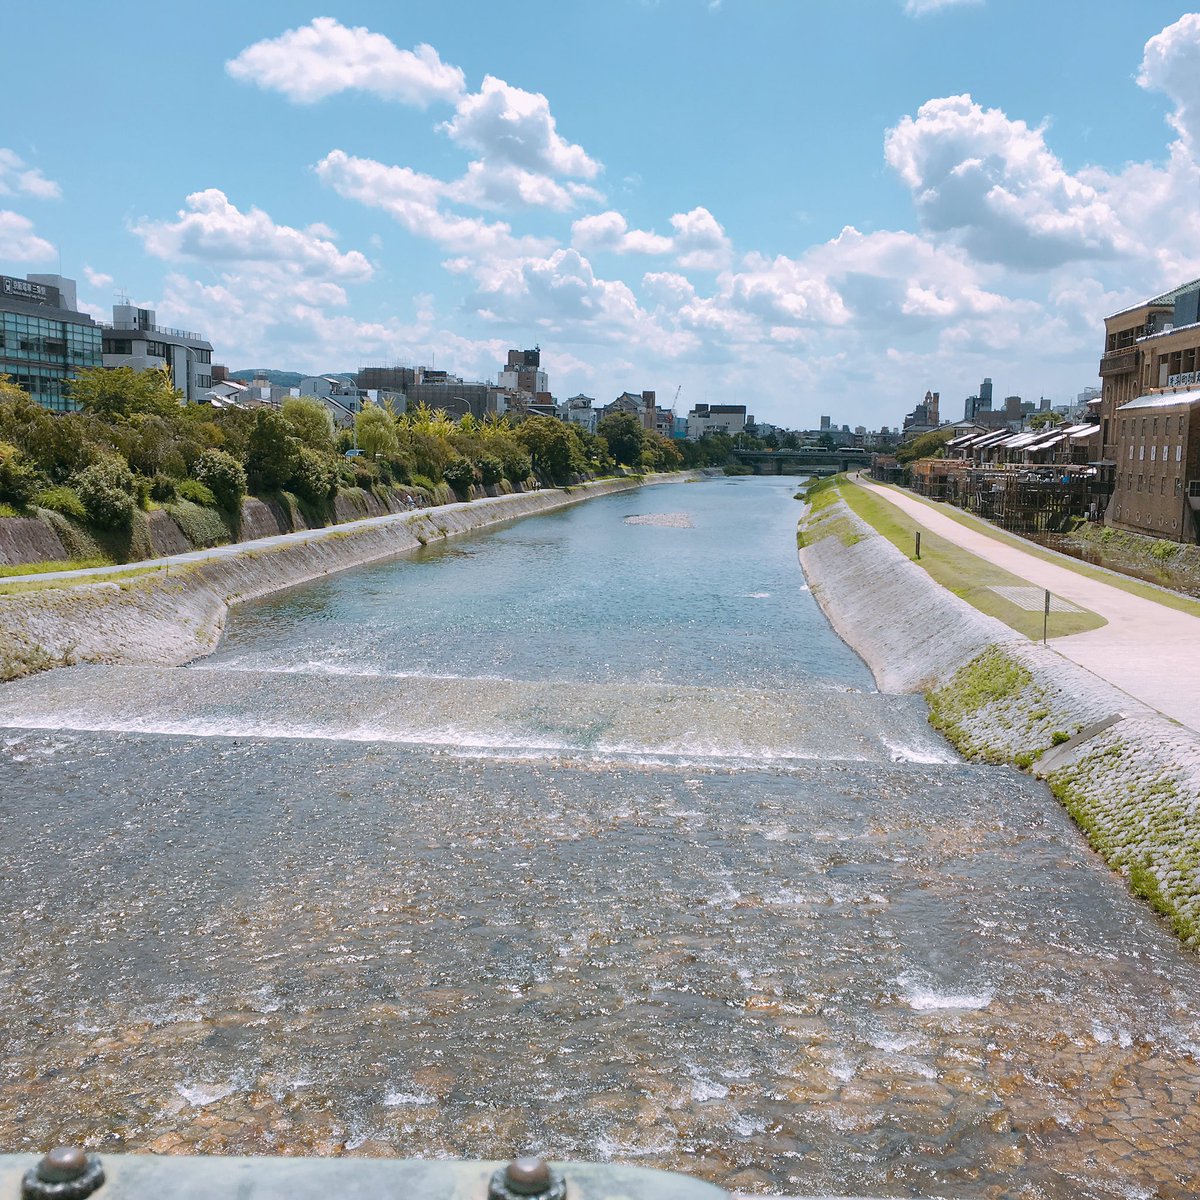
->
851, 474, 1200, 735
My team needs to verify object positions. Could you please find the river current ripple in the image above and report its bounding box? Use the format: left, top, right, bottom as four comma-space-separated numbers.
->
0, 477, 1197, 1199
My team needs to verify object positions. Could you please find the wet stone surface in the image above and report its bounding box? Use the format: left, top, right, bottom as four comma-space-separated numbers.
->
1, 731, 1198, 1199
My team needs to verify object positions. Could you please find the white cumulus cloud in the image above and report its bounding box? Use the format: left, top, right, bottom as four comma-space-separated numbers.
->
442, 76, 601, 179
226, 17, 465, 106
884, 94, 1129, 267
315, 149, 554, 258
133, 189, 374, 280
0, 210, 55, 262
1139, 13, 1200, 156
903, 0, 981, 15
0, 149, 61, 200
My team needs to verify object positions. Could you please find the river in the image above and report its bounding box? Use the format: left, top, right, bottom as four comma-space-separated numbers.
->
0, 476, 1197, 1198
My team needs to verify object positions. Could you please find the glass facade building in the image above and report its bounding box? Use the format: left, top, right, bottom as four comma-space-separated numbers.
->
0, 275, 103, 412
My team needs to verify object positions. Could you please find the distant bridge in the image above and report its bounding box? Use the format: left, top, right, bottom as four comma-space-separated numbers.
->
731, 448, 872, 475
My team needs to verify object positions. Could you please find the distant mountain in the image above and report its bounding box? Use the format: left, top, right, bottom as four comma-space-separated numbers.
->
227, 369, 356, 387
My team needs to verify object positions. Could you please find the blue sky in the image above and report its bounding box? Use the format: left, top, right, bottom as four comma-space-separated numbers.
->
4, 1, 1200, 428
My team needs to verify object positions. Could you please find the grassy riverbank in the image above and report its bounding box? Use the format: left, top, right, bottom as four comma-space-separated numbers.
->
800, 475, 1106, 640
797, 478, 1200, 950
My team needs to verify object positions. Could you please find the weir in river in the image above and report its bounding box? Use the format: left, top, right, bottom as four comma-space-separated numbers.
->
0, 476, 1198, 1199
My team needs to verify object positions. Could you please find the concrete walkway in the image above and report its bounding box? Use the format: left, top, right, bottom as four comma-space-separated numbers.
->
851, 474, 1200, 734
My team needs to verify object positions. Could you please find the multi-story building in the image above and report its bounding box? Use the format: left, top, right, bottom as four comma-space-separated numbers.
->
1103, 278, 1200, 542
498, 348, 547, 396
565, 394, 597, 433
1097, 282, 1191, 460
685, 403, 749, 439
101, 303, 213, 403
0, 273, 102, 412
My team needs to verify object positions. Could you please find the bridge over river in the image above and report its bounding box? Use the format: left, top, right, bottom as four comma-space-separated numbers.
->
731, 449, 872, 475
0, 476, 1197, 1199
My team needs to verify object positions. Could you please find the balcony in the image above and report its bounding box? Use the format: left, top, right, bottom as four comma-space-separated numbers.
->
1099, 349, 1138, 376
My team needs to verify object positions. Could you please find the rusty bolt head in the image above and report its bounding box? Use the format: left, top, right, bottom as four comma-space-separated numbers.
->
504, 1156, 552, 1196
37, 1147, 89, 1183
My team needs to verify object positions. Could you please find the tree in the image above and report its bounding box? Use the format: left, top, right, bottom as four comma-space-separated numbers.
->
896, 427, 955, 465
289, 445, 338, 504
597, 412, 645, 467
246, 409, 300, 492
282, 396, 335, 452
515, 415, 577, 485
69, 366, 182, 419
1029, 411, 1066, 431
192, 449, 247, 510
355, 401, 399, 460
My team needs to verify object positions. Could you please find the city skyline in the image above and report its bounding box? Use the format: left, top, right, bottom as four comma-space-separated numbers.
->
4, 1, 1200, 427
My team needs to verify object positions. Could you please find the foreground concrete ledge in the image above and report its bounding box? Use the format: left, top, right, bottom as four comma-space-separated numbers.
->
797, 490, 1200, 948
0, 473, 700, 682
0, 1152, 907, 1200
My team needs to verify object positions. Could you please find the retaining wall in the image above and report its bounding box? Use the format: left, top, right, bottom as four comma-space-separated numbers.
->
0, 474, 693, 683
798, 491, 1200, 948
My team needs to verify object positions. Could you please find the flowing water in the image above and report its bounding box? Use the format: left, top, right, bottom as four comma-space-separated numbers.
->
0, 477, 1198, 1199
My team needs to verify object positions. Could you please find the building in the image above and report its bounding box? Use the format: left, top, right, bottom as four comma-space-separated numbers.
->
1101, 278, 1200, 541
101, 303, 213, 403
0, 273, 102, 412
498, 347, 547, 396
356, 365, 418, 392
685, 403, 749, 439
1097, 281, 1191, 461
902, 390, 940, 435
565, 394, 597, 433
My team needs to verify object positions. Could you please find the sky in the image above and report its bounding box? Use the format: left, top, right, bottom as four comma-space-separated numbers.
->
4, 1, 1200, 430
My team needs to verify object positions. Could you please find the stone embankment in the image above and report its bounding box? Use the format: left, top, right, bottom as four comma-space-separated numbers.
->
0, 475, 693, 683
799, 490, 1200, 948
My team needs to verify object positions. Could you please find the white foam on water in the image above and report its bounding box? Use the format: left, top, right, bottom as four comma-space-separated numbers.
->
383, 1089, 436, 1107
905, 987, 994, 1012
741, 592, 771, 599
175, 1079, 240, 1107
879, 735, 959, 765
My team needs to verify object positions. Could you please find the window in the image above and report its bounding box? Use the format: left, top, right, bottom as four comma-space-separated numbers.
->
1138, 475, 1143, 492
1176, 477, 1182, 495
1139, 445, 1145, 460
1161, 477, 1166, 494
1151, 445, 1157, 461
1154, 418, 1159, 435
1178, 446, 1183, 462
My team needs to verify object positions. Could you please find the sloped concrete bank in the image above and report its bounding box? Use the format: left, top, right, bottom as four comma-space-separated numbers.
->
798, 492, 1200, 948
0, 474, 695, 682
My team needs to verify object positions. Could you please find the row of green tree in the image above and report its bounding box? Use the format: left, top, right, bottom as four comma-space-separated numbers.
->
0, 368, 733, 532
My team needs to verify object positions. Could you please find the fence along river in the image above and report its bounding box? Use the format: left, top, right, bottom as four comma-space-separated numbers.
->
0, 476, 1197, 1199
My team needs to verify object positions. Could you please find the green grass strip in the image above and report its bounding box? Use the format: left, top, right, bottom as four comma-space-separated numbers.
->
865, 477, 1200, 620
830, 478, 1106, 641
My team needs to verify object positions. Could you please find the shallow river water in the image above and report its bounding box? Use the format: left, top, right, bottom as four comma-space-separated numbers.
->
0, 477, 1197, 1198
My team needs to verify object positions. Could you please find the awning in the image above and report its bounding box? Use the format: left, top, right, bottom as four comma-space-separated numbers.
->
1118, 388, 1200, 411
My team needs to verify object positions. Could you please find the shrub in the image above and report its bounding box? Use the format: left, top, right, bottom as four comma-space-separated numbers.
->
289, 446, 339, 505
176, 479, 217, 507
193, 448, 247, 511
74, 458, 136, 527
500, 448, 533, 483
442, 455, 477, 495
149, 473, 177, 503
0, 442, 42, 508
35, 485, 87, 522
476, 454, 504, 487
165, 499, 229, 548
